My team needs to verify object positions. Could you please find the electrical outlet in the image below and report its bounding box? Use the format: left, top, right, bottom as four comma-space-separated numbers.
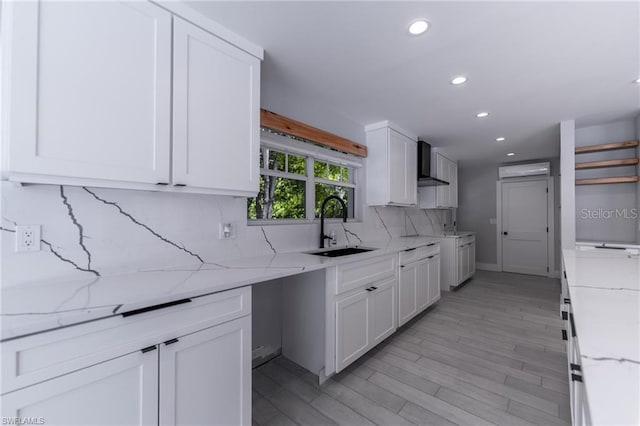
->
15, 225, 41, 252
219, 222, 236, 239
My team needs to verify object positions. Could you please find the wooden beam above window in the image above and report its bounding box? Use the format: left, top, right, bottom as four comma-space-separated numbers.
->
260, 108, 367, 157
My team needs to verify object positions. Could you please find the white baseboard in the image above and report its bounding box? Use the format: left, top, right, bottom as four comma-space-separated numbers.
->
550, 270, 561, 279
476, 262, 500, 272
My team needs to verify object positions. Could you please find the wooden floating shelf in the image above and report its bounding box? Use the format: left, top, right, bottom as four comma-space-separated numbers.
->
575, 158, 639, 170
575, 140, 638, 154
576, 176, 639, 185
260, 108, 367, 157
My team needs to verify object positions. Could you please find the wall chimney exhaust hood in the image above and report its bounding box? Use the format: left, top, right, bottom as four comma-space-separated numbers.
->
417, 140, 450, 187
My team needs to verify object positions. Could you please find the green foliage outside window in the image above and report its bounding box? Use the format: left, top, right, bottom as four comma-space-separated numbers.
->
248, 148, 355, 221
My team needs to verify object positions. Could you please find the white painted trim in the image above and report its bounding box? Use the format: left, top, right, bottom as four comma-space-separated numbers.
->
496, 180, 503, 271
150, 1, 264, 60
476, 262, 500, 272
547, 176, 555, 278
364, 120, 417, 141
560, 120, 576, 249
496, 176, 556, 278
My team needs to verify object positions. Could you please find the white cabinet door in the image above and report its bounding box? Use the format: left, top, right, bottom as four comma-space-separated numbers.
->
427, 255, 441, 305
2, 348, 158, 425
335, 290, 370, 372
159, 316, 251, 426
457, 245, 469, 285
415, 258, 430, 312
388, 129, 408, 204
3, 1, 172, 184
398, 263, 418, 326
172, 18, 260, 195
468, 243, 475, 277
405, 138, 418, 205
435, 154, 448, 207
370, 277, 397, 345
450, 161, 458, 208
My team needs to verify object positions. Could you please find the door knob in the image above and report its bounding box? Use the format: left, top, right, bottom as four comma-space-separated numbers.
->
503, 231, 508, 236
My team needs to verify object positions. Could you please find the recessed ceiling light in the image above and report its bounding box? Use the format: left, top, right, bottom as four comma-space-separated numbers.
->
635, 78, 640, 84
476, 112, 489, 118
506, 152, 515, 156
496, 137, 505, 142
451, 76, 467, 85
408, 19, 429, 35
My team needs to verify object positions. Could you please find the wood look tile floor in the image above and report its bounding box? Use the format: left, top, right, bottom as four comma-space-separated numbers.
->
252, 271, 570, 426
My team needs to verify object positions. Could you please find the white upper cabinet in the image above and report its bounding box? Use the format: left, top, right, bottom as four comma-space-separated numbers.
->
172, 18, 260, 195
365, 122, 417, 206
2, 1, 172, 184
2, 1, 262, 196
419, 151, 458, 208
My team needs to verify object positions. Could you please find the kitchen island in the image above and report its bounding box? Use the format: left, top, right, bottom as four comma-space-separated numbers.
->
562, 246, 640, 426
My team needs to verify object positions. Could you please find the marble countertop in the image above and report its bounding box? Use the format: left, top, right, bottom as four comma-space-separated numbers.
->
562, 247, 640, 426
421, 231, 475, 239
1, 236, 438, 341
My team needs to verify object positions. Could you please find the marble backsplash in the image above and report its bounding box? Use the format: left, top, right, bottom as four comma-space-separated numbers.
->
0, 182, 449, 287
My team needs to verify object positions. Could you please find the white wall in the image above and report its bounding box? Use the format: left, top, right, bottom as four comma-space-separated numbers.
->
457, 164, 498, 264
575, 119, 638, 243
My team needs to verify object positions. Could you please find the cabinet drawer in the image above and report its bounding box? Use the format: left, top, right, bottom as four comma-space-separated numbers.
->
336, 254, 397, 295
457, 235, 475, 247
2, 286, 251, 394
399, 244, 438, 265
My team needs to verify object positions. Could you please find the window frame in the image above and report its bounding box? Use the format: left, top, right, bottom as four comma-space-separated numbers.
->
248, 130, 363, 225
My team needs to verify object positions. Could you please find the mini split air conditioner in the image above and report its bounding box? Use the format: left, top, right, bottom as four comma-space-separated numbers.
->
498, 162, 551, 179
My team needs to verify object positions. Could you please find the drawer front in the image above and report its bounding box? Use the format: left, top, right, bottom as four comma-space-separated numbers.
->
399, 243, 439, 265
2, 286, 251, 394
336, 254, 397, 295
457, 235, 475, 247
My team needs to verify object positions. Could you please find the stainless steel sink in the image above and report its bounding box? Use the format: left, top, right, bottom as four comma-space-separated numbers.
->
307, 247, 377, 257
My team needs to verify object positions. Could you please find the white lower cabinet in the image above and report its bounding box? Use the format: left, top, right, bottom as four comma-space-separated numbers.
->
335, 290, 371, 371
427, 254, 441, 306
2, 349, 159, 425
398, 260, 419, 325
335, 276, 397, 373
1, 287, 252, 426
457, 242, 476, 284
398, 246, 441, 327
430, 235, 475, 291
370, 278, 397, 345
160, 316, 251, 426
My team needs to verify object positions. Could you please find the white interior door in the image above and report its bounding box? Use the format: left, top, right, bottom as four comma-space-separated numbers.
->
501, 179, 549, 276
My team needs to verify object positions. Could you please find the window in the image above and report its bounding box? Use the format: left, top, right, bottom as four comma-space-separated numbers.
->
248, 144, 358, 222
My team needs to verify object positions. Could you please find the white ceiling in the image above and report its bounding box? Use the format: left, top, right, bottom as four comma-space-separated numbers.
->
186, 1, 640, 165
